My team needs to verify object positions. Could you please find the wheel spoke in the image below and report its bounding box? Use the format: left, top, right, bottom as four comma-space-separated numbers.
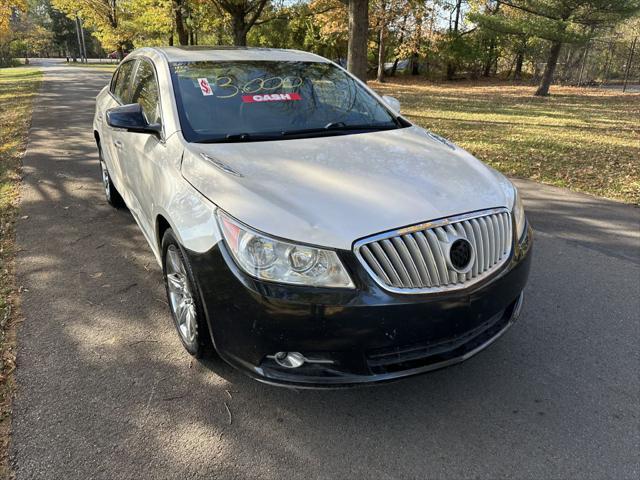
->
184, 307, 193, 340
166, 273, 183, 295
187, 306, 197, 341
166, 248, 181, 274
176, 299, 188, 326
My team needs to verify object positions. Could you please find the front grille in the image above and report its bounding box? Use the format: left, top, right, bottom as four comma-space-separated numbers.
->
354, 208, 512, 293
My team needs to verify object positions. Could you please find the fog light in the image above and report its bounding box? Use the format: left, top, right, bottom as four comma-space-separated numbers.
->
273, 352, 305, 369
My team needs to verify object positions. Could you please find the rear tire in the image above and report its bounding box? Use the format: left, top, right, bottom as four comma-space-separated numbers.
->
162, 229, 212, 358
98, 142, 125, 208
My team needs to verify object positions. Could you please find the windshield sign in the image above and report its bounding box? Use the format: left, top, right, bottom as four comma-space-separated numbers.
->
170, 61, 401, 143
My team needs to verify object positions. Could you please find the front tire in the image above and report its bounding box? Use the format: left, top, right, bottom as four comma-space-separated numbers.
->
162, 229, 211, 358
98, 143, 125, 208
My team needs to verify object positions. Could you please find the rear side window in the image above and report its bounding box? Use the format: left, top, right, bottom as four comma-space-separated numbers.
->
112, 60, 136, 104
131, 59, 161, 125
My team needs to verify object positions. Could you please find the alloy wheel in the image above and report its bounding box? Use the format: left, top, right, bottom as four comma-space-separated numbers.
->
165, 245, 198, 348
100, 160, 111, 202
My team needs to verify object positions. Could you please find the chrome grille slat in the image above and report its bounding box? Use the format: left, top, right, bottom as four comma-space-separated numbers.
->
497, 213, 504, 256
403, 234, 432, 286
483, 217, 495, 268
392, 237, 421, 287
461, 221, 479, 278
479, 217, 491, 271
470, 219, 485, 273
415, 232, 441, 285
426, 229, 450, 285
355, 208, 513, 294
369, 242, 402, 287
381, 239, 413, 286
490, 215, 500, 264
360, 245, 392, 285
502, 213, 511, 255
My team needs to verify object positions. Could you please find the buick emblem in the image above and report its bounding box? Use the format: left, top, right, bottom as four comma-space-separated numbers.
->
449, 238, 474, 273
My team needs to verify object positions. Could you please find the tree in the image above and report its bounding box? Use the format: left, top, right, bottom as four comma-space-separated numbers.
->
346, 0, 368, 81
302, 0, 348, 60
125, 0, 173, 46
46, 1, 82, 57
485, 0, 640, 96
1, 0, 28, 66
51, 0, 132, 58
207, 0, 269, 46
173, 0, 189, 44
375, 0, 386, 81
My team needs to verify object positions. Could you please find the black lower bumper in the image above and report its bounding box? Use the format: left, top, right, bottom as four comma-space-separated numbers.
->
187, 225, 533, 388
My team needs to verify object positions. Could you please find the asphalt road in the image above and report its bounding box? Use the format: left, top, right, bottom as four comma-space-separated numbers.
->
10, 65, 640, 480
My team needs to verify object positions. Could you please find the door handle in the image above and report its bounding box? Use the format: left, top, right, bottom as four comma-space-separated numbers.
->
113, 140, 123, 149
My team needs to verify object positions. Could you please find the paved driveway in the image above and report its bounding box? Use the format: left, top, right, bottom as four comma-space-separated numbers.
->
10, 66, 640, 479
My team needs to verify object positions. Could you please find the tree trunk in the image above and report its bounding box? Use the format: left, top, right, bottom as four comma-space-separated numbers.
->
232, 15, 248, 46
446, 63, 455, 80
483, 40, 496, 77
411, 7, 422, 76
390, 58, 399, 76
376, 7, 386, 82
388, 13, 407, 77
446, 0, 462, 80
453, 0, 461, 32
411, 52, 419, 75
602, 41, 615, 85
535, 40, 562, 96
174, 1, 189, 45
347, 0, 369, 82
513, 51, 524, 81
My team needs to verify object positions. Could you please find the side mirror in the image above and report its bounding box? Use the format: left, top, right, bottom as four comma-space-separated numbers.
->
382, 95, 401, 114
106, 103, 161, 136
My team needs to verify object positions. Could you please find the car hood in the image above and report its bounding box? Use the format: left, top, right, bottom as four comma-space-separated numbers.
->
181, 126, 514, 250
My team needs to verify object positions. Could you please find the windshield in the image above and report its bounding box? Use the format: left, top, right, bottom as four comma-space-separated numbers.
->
169, 61, 403, 143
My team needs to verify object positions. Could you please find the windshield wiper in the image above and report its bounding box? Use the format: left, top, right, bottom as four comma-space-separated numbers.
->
197, 132, 284, 144
281, 122, 398, 137
197, 122, 399, 144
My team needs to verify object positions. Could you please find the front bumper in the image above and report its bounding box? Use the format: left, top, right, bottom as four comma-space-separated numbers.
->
187, 224, 533, 388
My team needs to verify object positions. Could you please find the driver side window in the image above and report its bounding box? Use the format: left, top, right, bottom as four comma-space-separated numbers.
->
112, 60, 136, 104
131, 59, 161, 125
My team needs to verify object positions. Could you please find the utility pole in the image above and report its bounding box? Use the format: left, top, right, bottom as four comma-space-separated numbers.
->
74, 15, 82, 62
623, 36, 637, 93
79, 16, 88, 63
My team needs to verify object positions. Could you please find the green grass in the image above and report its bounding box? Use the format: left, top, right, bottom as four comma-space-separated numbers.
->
0, 66, 41, 475
372, 79, 640, 204
0, 67, 40, 319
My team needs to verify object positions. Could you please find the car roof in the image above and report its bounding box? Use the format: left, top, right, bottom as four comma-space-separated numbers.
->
140, 46, 330, 63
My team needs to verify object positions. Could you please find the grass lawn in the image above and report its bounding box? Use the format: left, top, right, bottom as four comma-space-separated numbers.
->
372, 79, 640, 204
0, 66, 42, 475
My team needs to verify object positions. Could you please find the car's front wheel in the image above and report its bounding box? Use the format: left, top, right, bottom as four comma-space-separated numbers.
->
98, 143, 125, 208
162, 229, 211, 357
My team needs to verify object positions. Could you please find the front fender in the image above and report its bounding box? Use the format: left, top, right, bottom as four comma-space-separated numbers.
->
153, 179, 222, 261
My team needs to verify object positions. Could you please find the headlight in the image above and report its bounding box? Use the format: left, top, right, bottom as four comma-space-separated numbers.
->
512, 187, 526, 240
216, 211, 355, 289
